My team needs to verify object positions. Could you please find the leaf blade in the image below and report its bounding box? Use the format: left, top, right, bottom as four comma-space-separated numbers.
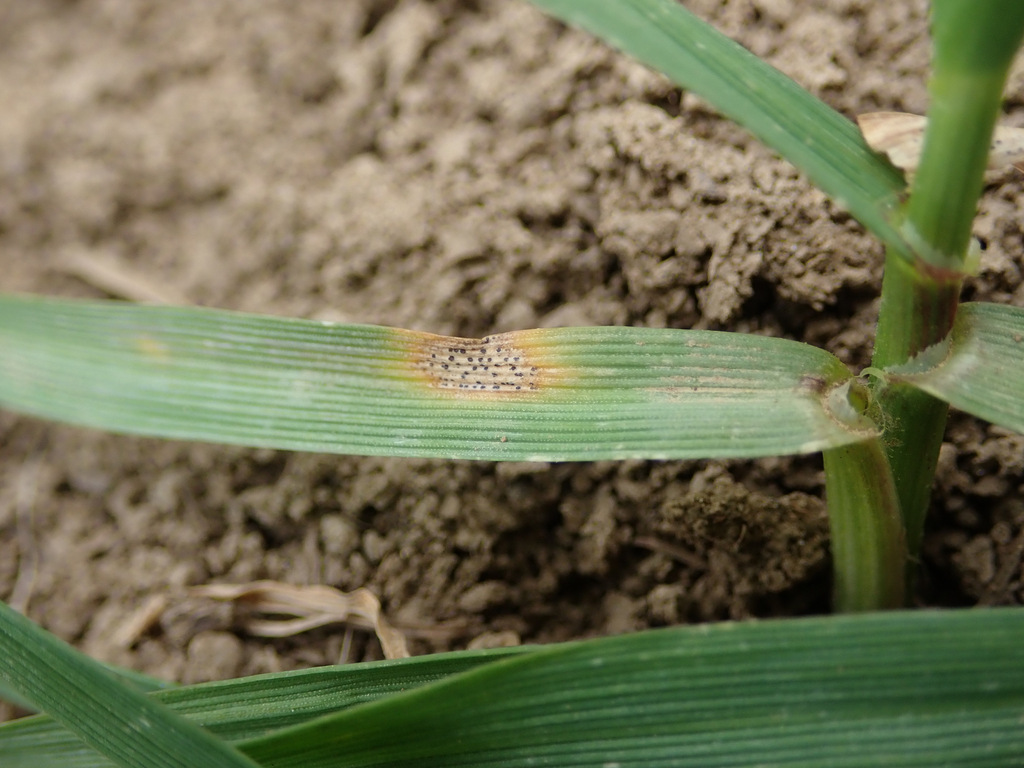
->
885, 302, 1024, 433
0, 601, 259, 768
243, 609, 1024, 767
0, 294, 875, 460
5, 610, 1024, 768
0, 648, 526, 768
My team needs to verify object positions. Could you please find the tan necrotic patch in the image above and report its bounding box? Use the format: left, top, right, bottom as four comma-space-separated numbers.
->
408, 332, 545, 395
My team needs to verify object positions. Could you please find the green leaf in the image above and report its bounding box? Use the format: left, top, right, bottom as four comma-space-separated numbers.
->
0, 684, 36, 714
239, 609, 1024, 767
527, 0, 907, 250
0, 601, 259, 768
885, 302, 1024, 433
0, 294, 875, 460
6, 610, 1024, 768
0, 647, 526, 768
0, 665, 174, 715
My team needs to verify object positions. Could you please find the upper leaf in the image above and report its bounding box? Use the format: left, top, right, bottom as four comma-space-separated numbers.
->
528, 0, 907, 250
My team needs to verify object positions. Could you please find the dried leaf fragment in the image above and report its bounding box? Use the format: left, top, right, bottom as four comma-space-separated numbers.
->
858, 111, 1024, 178
112, 594, 170, 649
190, 581, 410, 659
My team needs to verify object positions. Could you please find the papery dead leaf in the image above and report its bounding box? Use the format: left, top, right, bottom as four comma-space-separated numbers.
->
858, 111, 1024, 178
190, 581, 410, 659
112, 594, 169, 649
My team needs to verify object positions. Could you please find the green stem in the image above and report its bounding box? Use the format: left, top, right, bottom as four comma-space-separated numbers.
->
872, 256, 957, 561
823, 440, 906, 612
870, 1, 1024, 583
873, 386, 949, 565
904, 2, 1024, 268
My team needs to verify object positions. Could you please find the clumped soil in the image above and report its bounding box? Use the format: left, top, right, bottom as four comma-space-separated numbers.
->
2, 0, 1023, 707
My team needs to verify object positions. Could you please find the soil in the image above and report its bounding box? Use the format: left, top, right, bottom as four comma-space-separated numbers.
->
2, 0, 1023, 717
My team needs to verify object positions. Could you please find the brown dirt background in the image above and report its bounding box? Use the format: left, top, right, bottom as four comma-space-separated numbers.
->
2, 0, 1023, 714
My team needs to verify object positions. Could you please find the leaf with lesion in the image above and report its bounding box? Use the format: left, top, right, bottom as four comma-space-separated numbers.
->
0, 293, 879, 461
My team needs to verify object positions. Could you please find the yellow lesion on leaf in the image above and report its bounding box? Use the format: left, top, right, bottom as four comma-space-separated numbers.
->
134, 335, 172, 362
403, 329, 558, 398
